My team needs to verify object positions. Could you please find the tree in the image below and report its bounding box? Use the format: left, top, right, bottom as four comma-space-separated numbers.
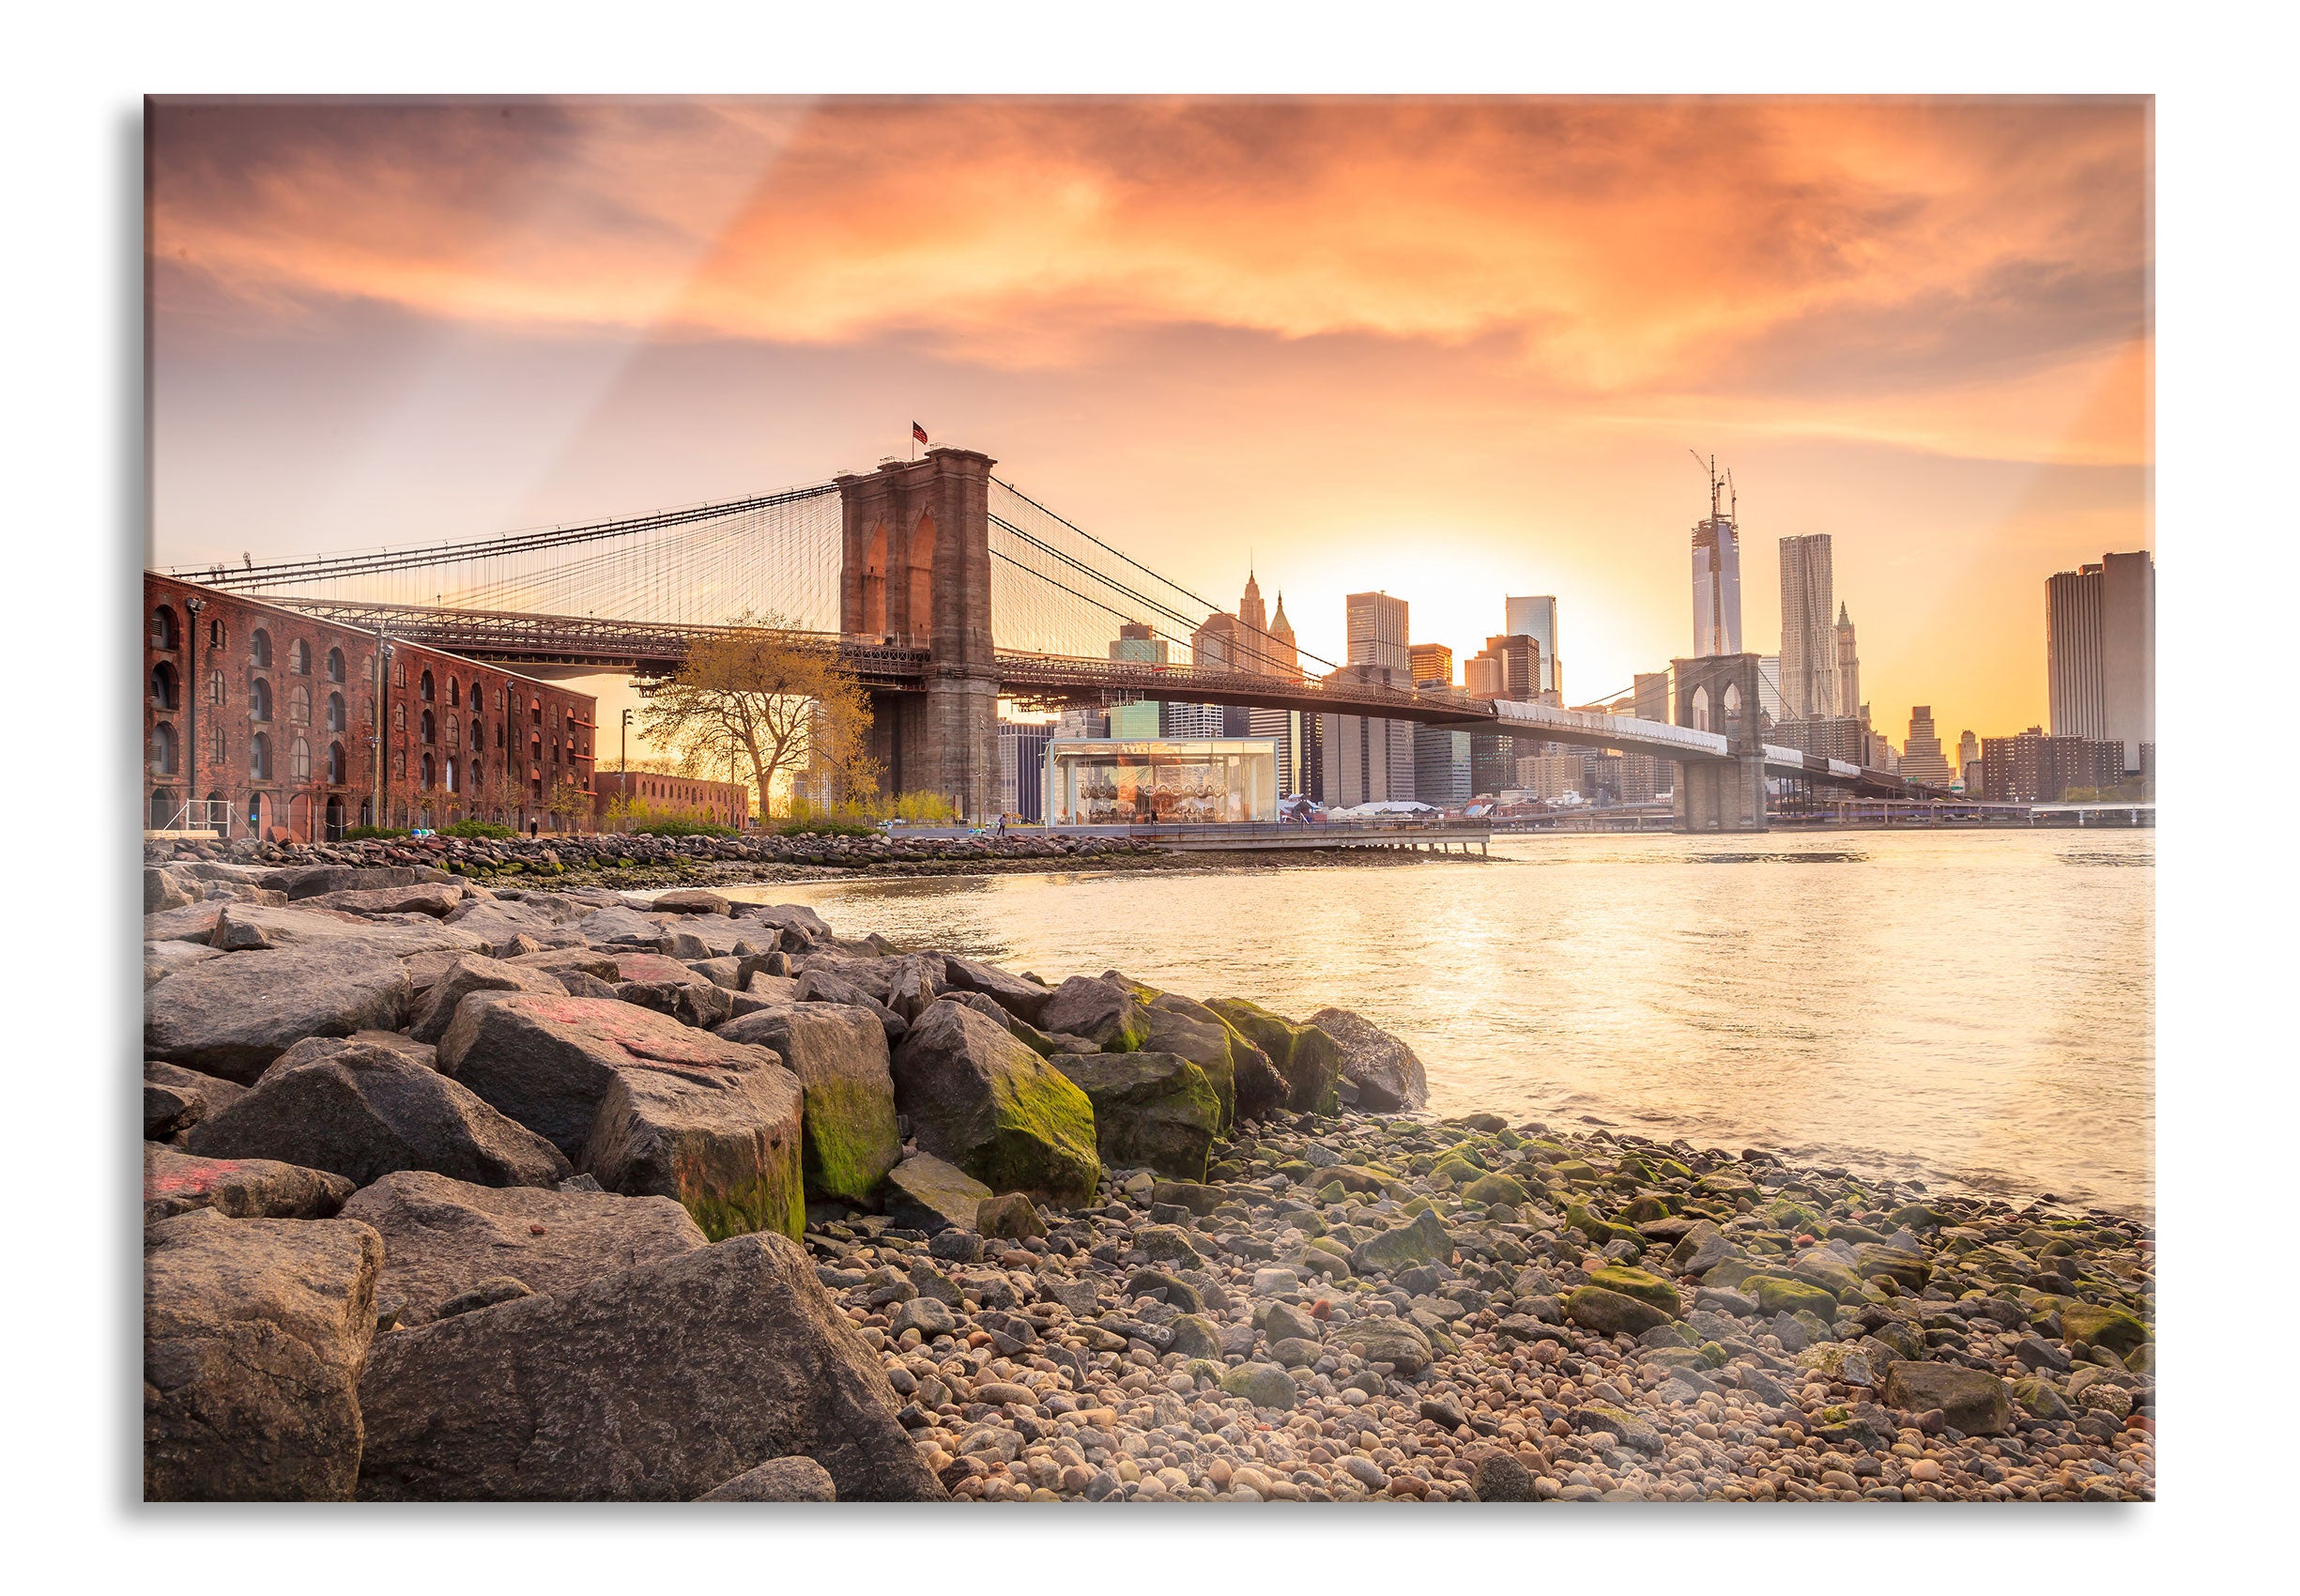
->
638, 613, 878, 819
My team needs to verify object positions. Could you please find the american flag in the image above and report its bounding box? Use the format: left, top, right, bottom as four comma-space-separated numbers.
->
912, 422, 929, 445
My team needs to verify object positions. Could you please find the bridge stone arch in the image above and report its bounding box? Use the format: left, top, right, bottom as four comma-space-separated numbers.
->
1670, 652, 1768, 833
836, 448, 998, 819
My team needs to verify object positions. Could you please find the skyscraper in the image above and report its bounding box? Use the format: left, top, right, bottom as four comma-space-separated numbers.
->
1957, 729, 1981, 792
1633, 672, 1671, 724
1690, 461, 1743, 656
1265, 593, 1300, 680
1756, 655, 1784, 727
1108, 622, 1167, 738
1346, 591, 1411, 675
1408, 642, 1455, 687
1777, 533, 1838, 721
2047, 551, 2155, 772
1834, 603, 1862, 719
1504, 595, 1561, 697
1902, 706, 1954, 786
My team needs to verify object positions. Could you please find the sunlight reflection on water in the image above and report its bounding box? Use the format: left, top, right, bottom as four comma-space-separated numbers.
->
718, 829, 2154, 1214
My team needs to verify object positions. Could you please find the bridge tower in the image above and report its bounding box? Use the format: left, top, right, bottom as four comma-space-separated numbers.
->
836, 448, 1000, 820
1669, 652, 1769, 833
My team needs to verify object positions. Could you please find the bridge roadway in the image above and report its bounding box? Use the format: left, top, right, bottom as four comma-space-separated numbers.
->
261, 596, 1928, 800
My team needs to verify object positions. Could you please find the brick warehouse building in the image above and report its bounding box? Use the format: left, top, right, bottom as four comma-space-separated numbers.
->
145, 573, 598, 840
591, 771, 755, 831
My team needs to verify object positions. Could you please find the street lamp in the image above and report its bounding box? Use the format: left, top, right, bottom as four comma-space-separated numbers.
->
621, 707, 633, 775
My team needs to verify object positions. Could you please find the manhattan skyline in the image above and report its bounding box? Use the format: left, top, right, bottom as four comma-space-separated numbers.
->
147, 96, 2150, 739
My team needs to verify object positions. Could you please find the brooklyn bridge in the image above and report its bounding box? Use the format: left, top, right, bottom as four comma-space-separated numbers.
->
168, 446, 1940, 833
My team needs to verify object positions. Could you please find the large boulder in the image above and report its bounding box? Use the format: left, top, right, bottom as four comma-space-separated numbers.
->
208, 901, 486, 958
581, 1051, 805, 1241
340, 1169, 708, 1327
794, 968, 907, 1041
888, 1001, 1100, 1205
1037, 975, 1149, 1052
183, 1035, 571, 1189
145, 1143, 352, 1222
144, 1060, 247, 1140
1049, 1052, 1221, 1182
882, 1152, 993, 1233
652, 888, 734, 916
733, 902, 835, 948
1565, 1285, 1673, 1337
1879, 1361, 2015, 1436
1350, 1208, 1454, 1275
145, 943, 410, 1083
940, 955, 1053, 1026
301, 882, 468, 919
444, 897, 589, 956
263, 863, 456, 899
1206, 998, 1339, 1115
145, 938, 223, 989
1304, 1006, 1429, 1111
408, 953, 569, 1045
144, 1208, 383, 1500
435, 992, 783, 1158
716, 1005, 899, 1205
574, 904, 673, 947
697, 1456, 838, 1501
357, 1232, 944, 1501
1138, 992, 1243, 1130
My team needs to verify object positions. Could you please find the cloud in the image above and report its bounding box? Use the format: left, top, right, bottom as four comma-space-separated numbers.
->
149, 96, 2149, 411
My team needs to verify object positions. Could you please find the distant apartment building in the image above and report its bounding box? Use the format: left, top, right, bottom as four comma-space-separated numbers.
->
1053, 705, 1108, 740
1777, 532, 1839, 722
2048, 550, 2155, 772
1901, 706, 1955, 786
1980, 727, 2126, 803
997, 720, 1053, 821
1471, 634, 1542, 701
1618, 752, 1664, 804
1108, 621, 1167, 740
1408, 642, 1455, 687
1504, 595, 1561, 697
1468, 733, 1520, 797
1772, 715, 1871, 768
1956, 729, 1980, 792
1321, 663, 1417, 806
593, 770, 751, 832
1515, 752, 1587, 801
1633, 672, 1671, 724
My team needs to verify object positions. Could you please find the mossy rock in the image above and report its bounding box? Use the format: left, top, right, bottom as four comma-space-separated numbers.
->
1316, 1180, 1348, 1205
1564, 1284, 1671, 1337
1889, 1203, 1947, 1232
1618, 1195, 1672, 1224
1432, 1158, 1482, 1185
1400, 1195, 1434, 1217
1552, 1159, 1598, 1183
1565, 1205, 1645, 1249
1745, 1275, 1839, 1320
1168, 1314, 1224, 1359
1586, 1266, 1683, 1316
2061, 1302, 2151, 1357
2011, 1375, 2071, 1420
1279, 1160, 1317, 1181
1219, 1361, 1298, 1411
1462, 1172, 1533, 1208
1762, 1198, 1824, 1235
1788, 1255, 1867, 1301
1852, 1243, 1932, 1291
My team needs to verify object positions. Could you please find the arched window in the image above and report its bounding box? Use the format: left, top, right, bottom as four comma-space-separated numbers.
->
149, 721, 177, 775
290, 638, 311, 675
471, 759, 483, 790
420, 670, 435, 702
495, 723, 504, 749
326, 692, 346, 732
530, 698, 542, 727
422, 753, 437, 789
447, 678, 460, 708
150, 606, 179, 651
291, 737, 312, 781
247, 792, 265, 836
327, 742, 345, 784
468, 680, 483, 711
393, 703, 406, 731
250, 731, 272, 780
1690, 685, 1711, 734
530, 734, 542, 763
468, 716, 483, 751
326, 647, 345, 683
206, 722, 223, 763
446, 757, 460, 793
289, 683, 312, 725
150, 661, 179, 710
421, 709, 436, 744
208, 670, 225, 705
445, 713, 459, 750
208, 618, 225, 648
249, 678, 272, 722
250, 629, 272, 668
392, 750, 405, 778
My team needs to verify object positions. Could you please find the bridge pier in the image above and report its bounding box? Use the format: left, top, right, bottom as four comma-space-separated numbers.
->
837, 448, 1001, 821
1670, 652, 1770, 834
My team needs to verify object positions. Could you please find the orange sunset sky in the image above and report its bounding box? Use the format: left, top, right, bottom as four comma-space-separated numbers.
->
148, 95, 2150, 748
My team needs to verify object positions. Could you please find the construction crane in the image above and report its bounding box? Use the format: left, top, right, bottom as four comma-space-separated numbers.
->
1688, 449, 1728, 521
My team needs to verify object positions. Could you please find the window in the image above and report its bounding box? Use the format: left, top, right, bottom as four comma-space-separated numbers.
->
250, 629, 272, 668
447, 678, 460, 707
495, 723, 504, 749
149, 722, 177, 775
150, 662, 178, 710
326, 692, 346, 732
422, 753, 437, 789
206, 722, 223, 762
250, 731, 272, 780
392, 750, 405, 778
290, 638, 311, 676
393, 704, 406, 731
289, 683, 311, 725
471, 759, 483, 790
420, 669, 435, 702
468, 716, 483, 750
249, 678, 272, 722
468, 680, 483, 711
327, 742, 345, 784
291, 737, 311, 781
421, 709, 436, 744
530, 698, 542, 727
530, 735, 542, 763
446, 757, 460, 793
446, 713, 460, 749
326, 647, 345, 683
208, 619, 225, 648
150, 606, 179, 651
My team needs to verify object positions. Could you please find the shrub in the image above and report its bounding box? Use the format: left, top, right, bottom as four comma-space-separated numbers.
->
633, 816, 734, 837
341, 825, 408, 840
437, 819, 515, 839
776, 816, 875, 837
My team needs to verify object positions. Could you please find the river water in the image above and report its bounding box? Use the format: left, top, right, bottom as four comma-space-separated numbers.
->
715, 829, 2154, 1216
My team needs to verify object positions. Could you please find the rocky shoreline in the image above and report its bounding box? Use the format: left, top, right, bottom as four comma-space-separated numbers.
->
145, 827, 1488, 894
142, 859, 2154, 1503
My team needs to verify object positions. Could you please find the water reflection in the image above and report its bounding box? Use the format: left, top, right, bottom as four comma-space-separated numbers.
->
716, 830, 2154, 1213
